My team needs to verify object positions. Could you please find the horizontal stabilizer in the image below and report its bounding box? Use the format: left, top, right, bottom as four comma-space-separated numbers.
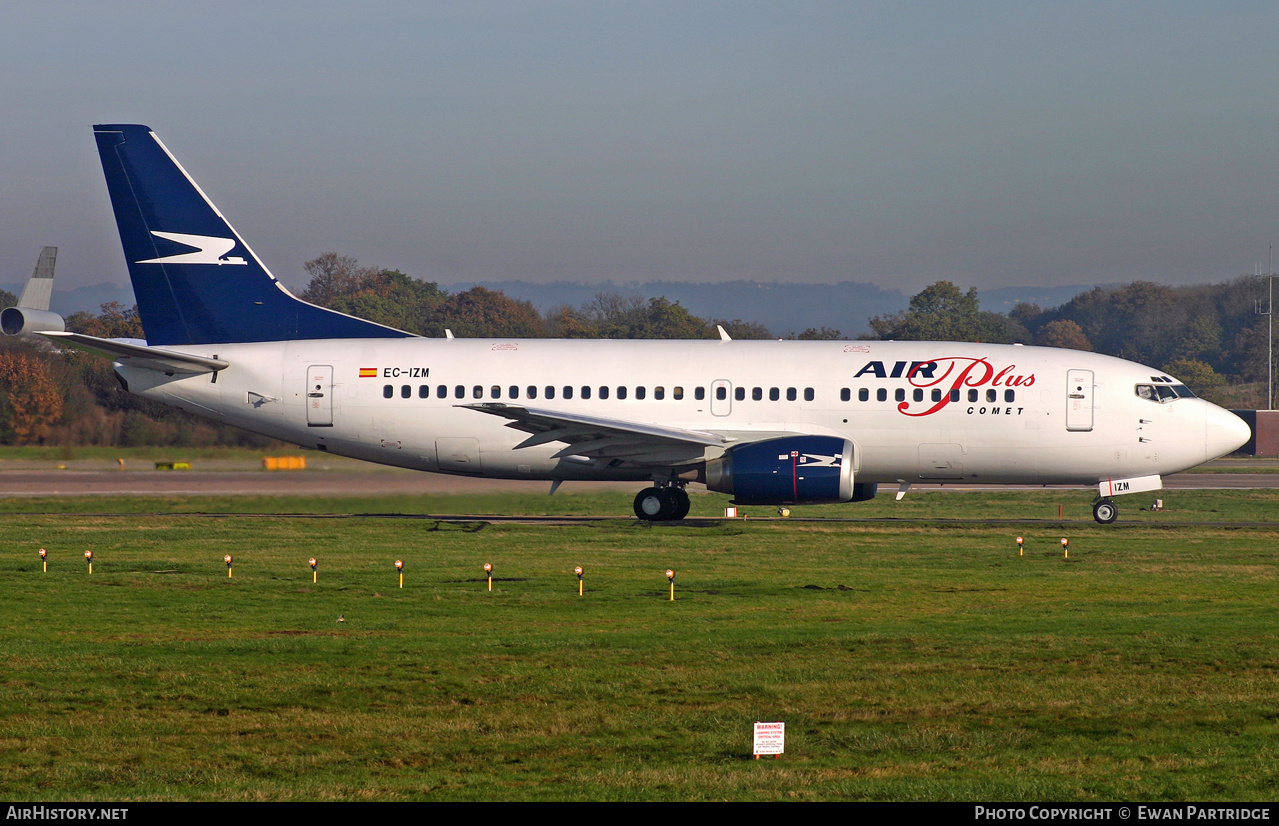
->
38, 331, 227, 374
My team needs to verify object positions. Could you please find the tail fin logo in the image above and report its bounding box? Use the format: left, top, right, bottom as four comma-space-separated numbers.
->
135, 232, 247, 266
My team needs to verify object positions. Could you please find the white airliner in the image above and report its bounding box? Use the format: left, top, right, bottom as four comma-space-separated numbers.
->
5, 125, 1251, 523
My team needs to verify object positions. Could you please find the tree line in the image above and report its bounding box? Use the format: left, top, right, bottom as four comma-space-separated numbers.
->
0, 254, 1270, 445
864, 279, 1273, 406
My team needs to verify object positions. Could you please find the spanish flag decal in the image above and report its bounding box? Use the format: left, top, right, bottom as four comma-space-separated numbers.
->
359, 368, 377, 378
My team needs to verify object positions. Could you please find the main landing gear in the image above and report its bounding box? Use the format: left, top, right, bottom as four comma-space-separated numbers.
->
634, 486, 691, 521
1092, 498, 1118, 525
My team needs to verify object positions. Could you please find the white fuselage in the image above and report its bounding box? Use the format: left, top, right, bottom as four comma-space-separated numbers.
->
116, 337, 1249, 489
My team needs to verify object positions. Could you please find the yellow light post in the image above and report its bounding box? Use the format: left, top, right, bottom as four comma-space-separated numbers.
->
85, 550, 93, 575
395, 559, 404, 589
1016, 536, 1024, 557
309, 557, 318, 583
225, 554, 233, 578
39, 548, 47, 573
575, 566, 584, 596
1061, 537, 1069, 559
666, 569, 675, 601
484, 562, 493, 591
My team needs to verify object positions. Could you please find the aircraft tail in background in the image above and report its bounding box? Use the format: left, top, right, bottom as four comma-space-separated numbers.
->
92, 124, 414, 346
1, 246, 65, 336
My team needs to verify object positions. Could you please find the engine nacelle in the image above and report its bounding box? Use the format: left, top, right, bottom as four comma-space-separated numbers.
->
1, 307, 65, 336
704, 435, 857, 505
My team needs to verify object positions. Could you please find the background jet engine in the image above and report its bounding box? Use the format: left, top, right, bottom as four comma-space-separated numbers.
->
1, 306, 65, 336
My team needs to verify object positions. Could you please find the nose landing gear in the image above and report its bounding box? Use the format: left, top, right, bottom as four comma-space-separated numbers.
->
1092, 498, 1118, 524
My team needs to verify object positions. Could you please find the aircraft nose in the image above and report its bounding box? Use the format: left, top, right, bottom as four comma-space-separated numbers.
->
1204, 404, 1251, 461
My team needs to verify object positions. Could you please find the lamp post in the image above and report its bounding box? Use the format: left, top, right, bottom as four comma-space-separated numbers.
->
1254, 246, 1274, 411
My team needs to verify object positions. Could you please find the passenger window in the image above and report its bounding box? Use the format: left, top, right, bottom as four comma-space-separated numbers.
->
876, 388, 887, 402
545, 386, 555, 400
617, 386, 627, 400
895, 388, 905, 402
401, 385, 411, 399
804, 388, 814, 401
473, 386, 483, 399
419, 385, 429, 399
437, 385, 447, 399
931, 389, 941, 402
581, 386, 591, 400
636, 386, 646, 400
455, 385, 465, 399
968, 389, 979, 403
695, 387, 705, 401
840, 388, 850, 402
735, 387, 745, 401
752, 387, 762, 401
716, 386, 727, 401
858, 388, 868, 402
1005, 389, 1015, 403
383, 385, 393, 399
490, 386, 500, 399
563, 386, 573, 399
527, 386, 538, 399
913, 389, 924, 402
950, 390, 960, 402
509, 385, 519, 399
770, 387, 780, 401
673, 386, 684, 400
654, 387, 665, 400
787, 388, 797, 401
986, 389, 997, 403
599, 386, 609, 400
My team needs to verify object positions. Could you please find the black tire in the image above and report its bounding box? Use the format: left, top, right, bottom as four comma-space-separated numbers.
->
1093, 499, 1118, 524
634, 488, 668, 520
670, 488, 691, 520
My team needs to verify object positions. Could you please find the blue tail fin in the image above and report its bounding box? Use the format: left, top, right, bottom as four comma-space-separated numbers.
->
92, 124, 413, 346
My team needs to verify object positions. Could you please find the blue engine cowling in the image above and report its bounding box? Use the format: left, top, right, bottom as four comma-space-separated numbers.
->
703, 435, 861, 505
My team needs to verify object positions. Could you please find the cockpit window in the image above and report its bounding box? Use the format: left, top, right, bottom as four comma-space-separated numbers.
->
1135, 383, 1195, 402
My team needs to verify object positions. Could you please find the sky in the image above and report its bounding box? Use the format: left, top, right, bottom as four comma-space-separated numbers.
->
2, 1, 1277, 299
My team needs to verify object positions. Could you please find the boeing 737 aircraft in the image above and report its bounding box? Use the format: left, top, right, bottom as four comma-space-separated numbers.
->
5, 125, 1252, 523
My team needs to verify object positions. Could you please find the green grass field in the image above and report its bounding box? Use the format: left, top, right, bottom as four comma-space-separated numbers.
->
1, 488, 1277, 801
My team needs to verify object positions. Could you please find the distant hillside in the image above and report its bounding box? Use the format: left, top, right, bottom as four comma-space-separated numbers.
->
0, 282, 135, 317
440, 279, 912, 337
3, 279, 1100, 339
979, 284, 1119, 314
441, 280, 1103, 337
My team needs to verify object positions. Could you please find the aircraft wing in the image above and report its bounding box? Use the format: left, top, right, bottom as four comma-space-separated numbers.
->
38, 331, 228, 374
459, 402, 728, 466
